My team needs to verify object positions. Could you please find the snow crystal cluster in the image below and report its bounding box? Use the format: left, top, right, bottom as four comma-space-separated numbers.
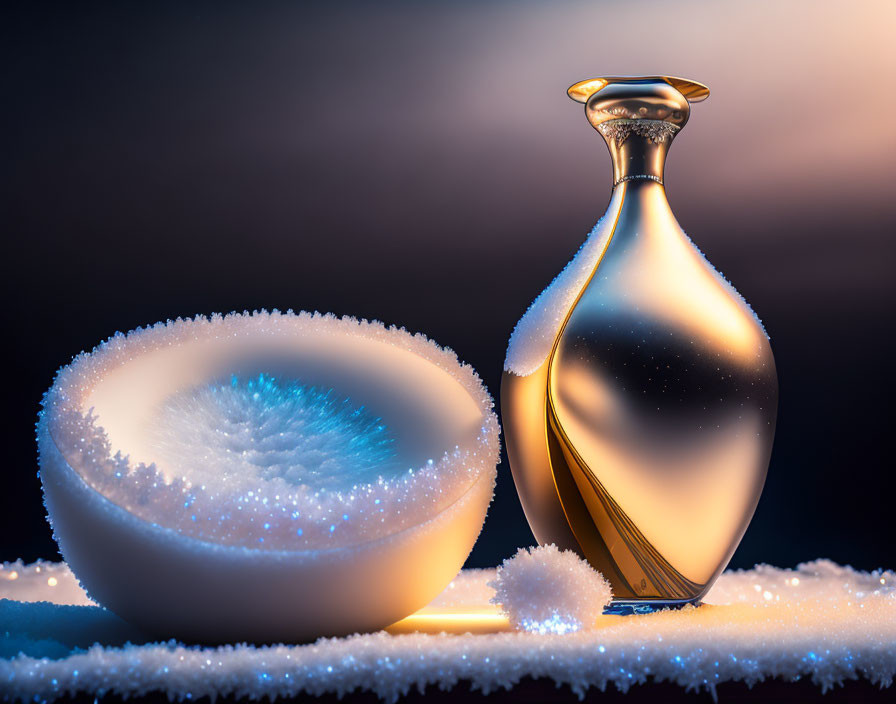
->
2, 559, 896, 701
40, 311, 500, 551
488, 544, 612, 634
504, 217, 614, 377
151, 374, 402, 494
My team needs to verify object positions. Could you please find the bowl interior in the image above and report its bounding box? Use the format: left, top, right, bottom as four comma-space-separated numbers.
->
84, 327, 485, 482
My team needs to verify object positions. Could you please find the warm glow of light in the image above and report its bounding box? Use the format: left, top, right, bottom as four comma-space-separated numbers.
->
407, 613, 502, 622
386, 606, 510, 635
386, 604, 630, 635
6, 571, 18, 581
47, 577, 58, 587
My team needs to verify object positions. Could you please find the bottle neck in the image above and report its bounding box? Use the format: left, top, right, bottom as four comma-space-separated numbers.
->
597, 119, 679, 188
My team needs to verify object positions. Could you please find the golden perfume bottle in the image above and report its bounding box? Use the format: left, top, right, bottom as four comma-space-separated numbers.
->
502, 76, 777, 613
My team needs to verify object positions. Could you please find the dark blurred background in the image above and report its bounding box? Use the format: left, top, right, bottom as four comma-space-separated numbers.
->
2, 0, 894, 572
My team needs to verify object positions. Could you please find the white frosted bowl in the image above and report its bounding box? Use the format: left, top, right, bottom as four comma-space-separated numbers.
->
38, 311, 499, 642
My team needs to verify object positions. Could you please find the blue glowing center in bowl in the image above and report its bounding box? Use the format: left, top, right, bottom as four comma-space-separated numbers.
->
150, 373, 402, 492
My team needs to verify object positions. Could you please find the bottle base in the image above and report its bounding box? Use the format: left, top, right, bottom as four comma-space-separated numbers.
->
603, 598, 701, 615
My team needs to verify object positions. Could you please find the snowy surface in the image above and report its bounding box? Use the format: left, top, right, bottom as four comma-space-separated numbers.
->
2, 559, 895, 701
489, 545, 612, 634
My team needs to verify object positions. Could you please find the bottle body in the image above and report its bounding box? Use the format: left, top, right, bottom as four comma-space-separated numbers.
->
502, 80, 777, 610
